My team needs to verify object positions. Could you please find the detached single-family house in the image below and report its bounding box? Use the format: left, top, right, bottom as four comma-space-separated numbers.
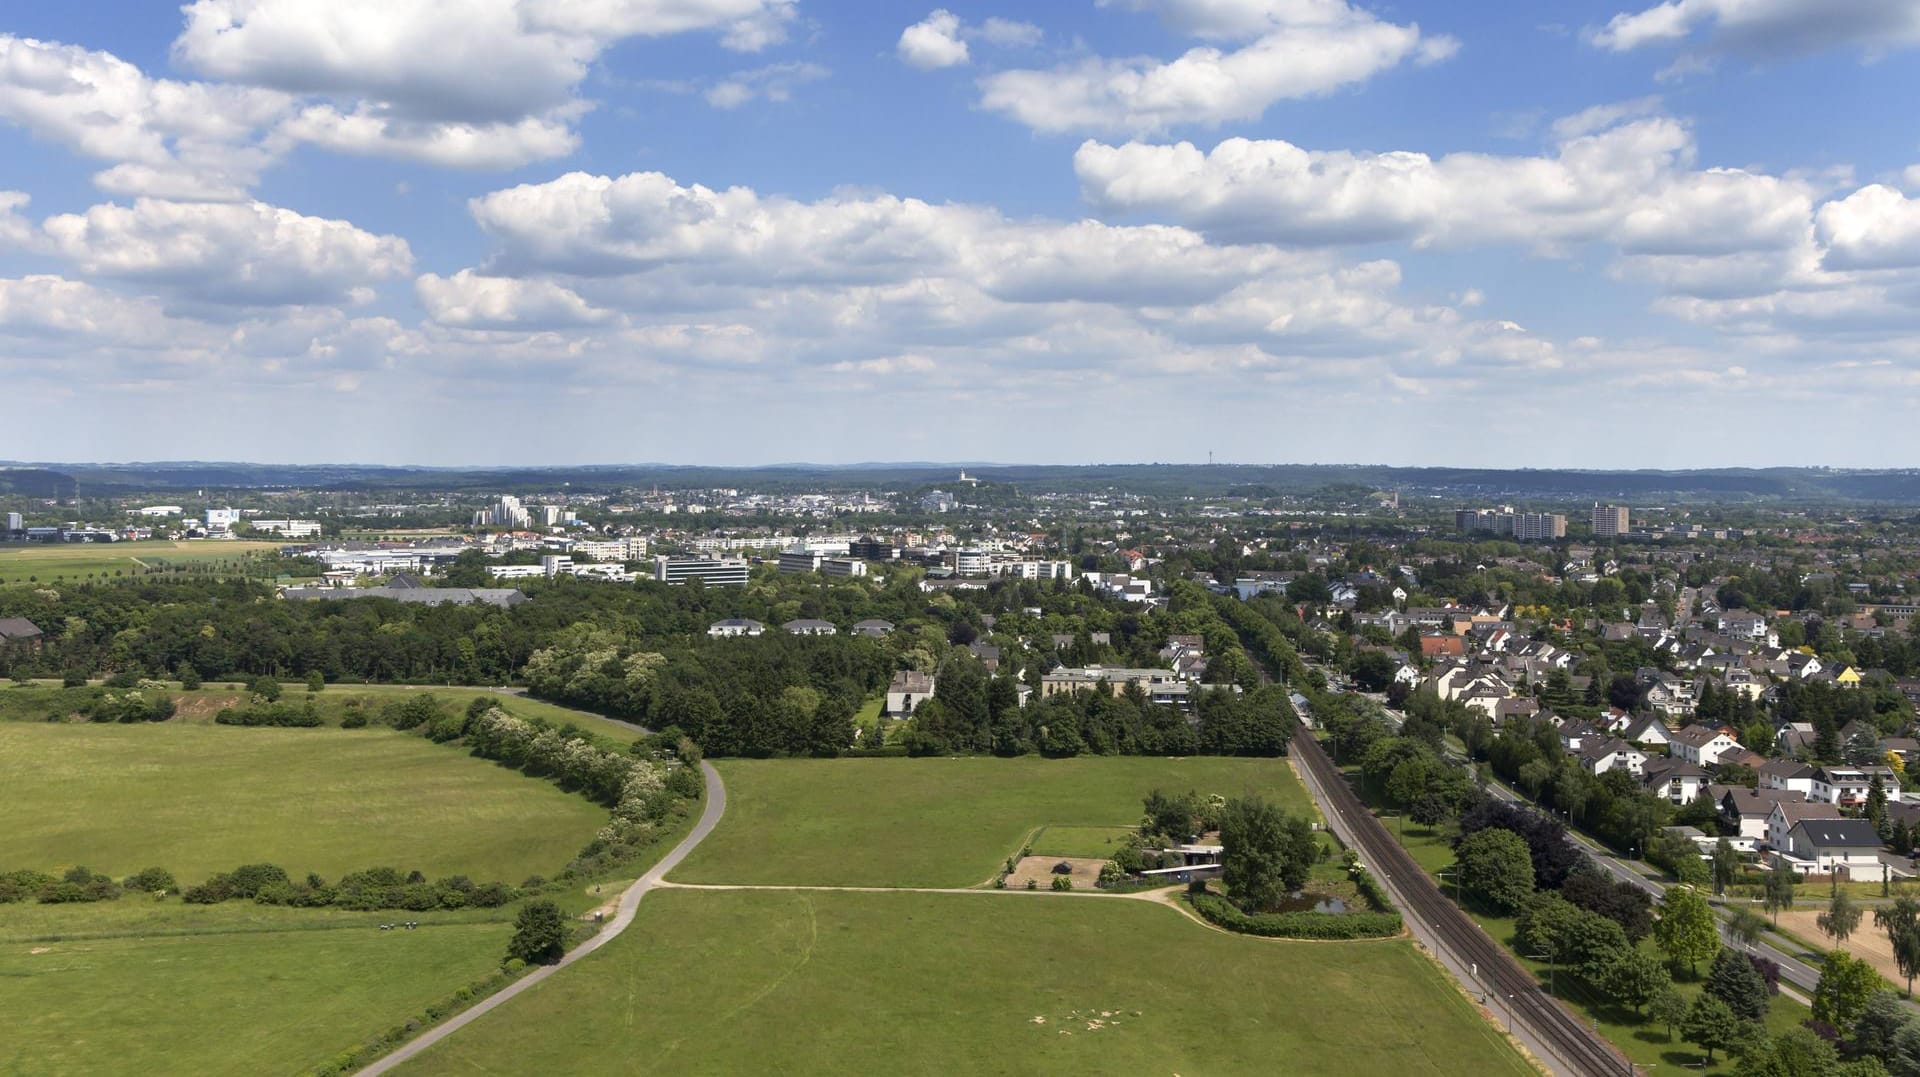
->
1778, 818, 1884, 875
885, 670, 936, 717
1765, 800, 1846, 851
1719, 786, 1806, 842
1761, 759, 1817, 795
782, 619, 838, 637
1640, 757, 1710, 804
1810, 766, 1902, 807
1671, 725, 1742, 768
0, 617, 44, 653
1624, 716, 1673, 750
707, 618, 766, 638
851, 619, 895, 638
1580, 738, 1648, 777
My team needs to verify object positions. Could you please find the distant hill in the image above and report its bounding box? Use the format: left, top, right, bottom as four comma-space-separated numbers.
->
4, 461, 1920, 503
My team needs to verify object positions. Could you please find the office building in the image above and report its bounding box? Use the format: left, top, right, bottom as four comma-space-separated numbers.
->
5, 512, 21, 533
778, 549, 823, 574
653, 556, 750, 587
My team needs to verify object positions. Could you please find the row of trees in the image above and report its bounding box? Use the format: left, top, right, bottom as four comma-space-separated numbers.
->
182, 863, 517, 911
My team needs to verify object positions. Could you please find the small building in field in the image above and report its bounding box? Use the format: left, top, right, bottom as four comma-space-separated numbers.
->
0, 617, 44, 653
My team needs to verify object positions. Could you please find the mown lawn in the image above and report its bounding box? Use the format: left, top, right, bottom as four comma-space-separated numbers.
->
1030, 824, 1139, 859
394, 888, 1532, 1077
672, 756, 1312, 887
0, 723, 609, 881
0, 909, 509, 1077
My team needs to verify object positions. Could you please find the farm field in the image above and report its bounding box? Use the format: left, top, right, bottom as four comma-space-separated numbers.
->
0, 540, 287, 583
0, 909, 510, 1077
394, 888, 1531, 1077
671, 756, 1313, 887
0, 723, 609, 881
0, 682, 647, 743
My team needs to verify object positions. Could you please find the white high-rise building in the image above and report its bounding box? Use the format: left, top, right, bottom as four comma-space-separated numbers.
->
472, 496, 531, 529
5, 511, 21, 532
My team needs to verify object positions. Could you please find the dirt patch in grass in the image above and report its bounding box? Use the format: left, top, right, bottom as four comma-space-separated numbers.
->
1005, 856, 1106, 891
172, 694, 243, 721
1776, 908, 1905, 986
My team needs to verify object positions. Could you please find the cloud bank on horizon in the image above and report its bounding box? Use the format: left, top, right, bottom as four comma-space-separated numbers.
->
0, 0, 1918, 467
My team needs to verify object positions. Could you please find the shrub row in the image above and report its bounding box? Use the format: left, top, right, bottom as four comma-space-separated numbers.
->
1350, 866, 1393, 912
0, 866, 178, 904
1189, 891, 1403, 940
182, 863, 516, 911
215, 701, 323, 727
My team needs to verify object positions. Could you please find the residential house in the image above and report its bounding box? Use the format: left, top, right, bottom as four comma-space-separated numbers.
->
1640, 757, 1709, 803
1809, 766, 1901, 807
782, 619, 838, 637
851, 619, 895, 638
1670, 724, 1742, 767
1580, 738, 1648, 777
707, 618, 766, 638
1718, 786, 1805, 841
1765, 800, 1846, 851
967, 642, 1002, 672
1420, 634, 1465, 659
1624, 716, 1673, 750
0, 617, 44, 653
1778, 818, 1884, 875
1760, 759, 1817, 796
885, 671, 936, 717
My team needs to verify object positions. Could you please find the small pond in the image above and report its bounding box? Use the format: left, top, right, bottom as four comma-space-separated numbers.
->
1267, 891, 1347, 914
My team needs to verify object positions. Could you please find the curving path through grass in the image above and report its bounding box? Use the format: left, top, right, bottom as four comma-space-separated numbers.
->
355, 760, 725, 1076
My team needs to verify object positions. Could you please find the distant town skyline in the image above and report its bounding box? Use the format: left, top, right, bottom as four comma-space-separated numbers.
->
2, 2, 1919, 466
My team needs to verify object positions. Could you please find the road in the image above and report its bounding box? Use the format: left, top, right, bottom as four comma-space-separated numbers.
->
356, 759, 725, 1075
1291, 729, 1629, 1076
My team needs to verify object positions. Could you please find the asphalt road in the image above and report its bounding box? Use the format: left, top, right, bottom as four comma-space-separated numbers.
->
356, 759, 727, 1075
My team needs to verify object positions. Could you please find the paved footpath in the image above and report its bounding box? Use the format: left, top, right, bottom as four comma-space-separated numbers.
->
356, 760, 726, 1076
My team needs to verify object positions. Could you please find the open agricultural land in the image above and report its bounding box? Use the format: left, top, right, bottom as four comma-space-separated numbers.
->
393, 754, 1528, 1077
671, 756, 1316, 888
0, 540, 287, 583
0, 723, 610, 880
394, 887, 1530, 1077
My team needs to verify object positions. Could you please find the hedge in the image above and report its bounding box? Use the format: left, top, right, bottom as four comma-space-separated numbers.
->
1189, 891, 1402, 940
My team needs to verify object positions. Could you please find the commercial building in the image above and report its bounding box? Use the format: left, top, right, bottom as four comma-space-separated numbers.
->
953, 548, 992, 576
996, 560, 1073, 580
249, 519, 323, 538
1592, 504, 1630, 537
848, 537, 898, 561
571, 537, 647, 562
5, 511, 21, 534
205, 507, 240, 532
653, 556, 750, 587
821, 557, 868, 577
778, 549, 823, 574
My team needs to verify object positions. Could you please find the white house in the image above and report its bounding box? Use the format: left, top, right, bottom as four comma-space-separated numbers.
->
1670, 725, 1742, 767
707, 618, 766, 638
1809, 766, 1901, 807
886, 670, 936, 717
1761, 759, 1817, 796
1765, 800, 1845, 851
1718, 786, 1804, 842
1778, 819, 1883, 875
1639, 757, 1709, 804
781, 619, 839, 637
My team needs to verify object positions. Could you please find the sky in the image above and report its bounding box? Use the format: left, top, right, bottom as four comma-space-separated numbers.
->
2, 1, 1920, 469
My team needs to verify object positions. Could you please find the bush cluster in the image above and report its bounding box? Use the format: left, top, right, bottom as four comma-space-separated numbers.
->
215, 701, 322, 727
87, 689, 176, 723
182, 863, 516, 911
0, 866, 122, 904
1189, 891, 1402, 940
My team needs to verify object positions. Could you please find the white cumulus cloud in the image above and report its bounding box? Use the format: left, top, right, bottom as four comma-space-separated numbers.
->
978, 0, 1453, 134
898, 11, 969, 69
1589, 0, 1920, 57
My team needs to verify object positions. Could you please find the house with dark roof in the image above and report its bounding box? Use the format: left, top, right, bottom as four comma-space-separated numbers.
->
1718, 785, 1805, 841
851, 619, 895, 638
0, 617, 44, 653
1765, 800, 1845, 851
707, 618, 766, 638
782, 619, 839, 637
886, 670, 936, 717
1778, 818, 1884, 874
1639, 756, 1709, 804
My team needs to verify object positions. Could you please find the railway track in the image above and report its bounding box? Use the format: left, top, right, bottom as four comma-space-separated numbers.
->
1292, 729, 1633, 1076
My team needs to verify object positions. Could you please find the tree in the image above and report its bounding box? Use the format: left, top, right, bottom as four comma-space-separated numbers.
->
1649, 984, 1688, 1043
1596, 947, 1669, 1017
1351, 650, 1396, 693
1728, 907, 1769, 950
1812, 949, 1881, 1029
507, 899, 567, 965
1218, 795, 1315, 913
1851, 990, 1910, 1060
1410, 793, 1448, 829
1705, 946, 1770, 1022
306, 670, 324, 692
1712, 838, 1740, 897
1682, 993, 1743, 1063
1456, 828, 1536, 913
1655, 886, 1720, 977
250, 674, 281, 702
1734, 1027, 1841, 1077
1877, 896, 1920, 997
1762, 859, 1797, 924
1820, 890, 1863, 945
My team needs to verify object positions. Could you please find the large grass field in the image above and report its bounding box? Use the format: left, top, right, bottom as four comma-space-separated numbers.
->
0, 539, 287, 583
672, 756, 1314, 887
0, 681, 647, 744
0, 723, 609, 881
395, 888, 1531, 1077
0, 903, 512, 1076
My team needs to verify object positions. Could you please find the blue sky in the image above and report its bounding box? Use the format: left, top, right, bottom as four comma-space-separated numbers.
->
2, 0, 1919, 468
